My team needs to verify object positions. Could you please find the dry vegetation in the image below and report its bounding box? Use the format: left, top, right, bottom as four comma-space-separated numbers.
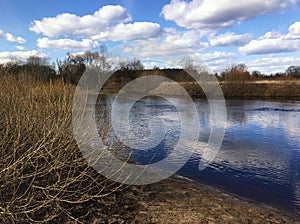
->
0, 75, 132, 223
1, 67, 300, 223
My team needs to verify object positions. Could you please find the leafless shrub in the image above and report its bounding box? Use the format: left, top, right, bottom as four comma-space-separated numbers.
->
0, 74, 126, 223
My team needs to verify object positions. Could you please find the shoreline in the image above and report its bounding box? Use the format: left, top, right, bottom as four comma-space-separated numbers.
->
128, 175, 300, 223
174, 175, 300, 218
100, 80, 300, 100
46, 173, 300, 223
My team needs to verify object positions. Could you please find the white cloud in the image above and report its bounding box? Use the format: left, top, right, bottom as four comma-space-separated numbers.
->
247, 56, 300, 74
91, 22, 161, 41
15, 46, 25, 50
287, 21, 300, 38
198, 54, 299, 74
29, 5, 161, 42
197, 51, 236, 61
258, 31, 282, 40
161, 0, 296, 29
0, 50, 47, 64
239, 38, 299, 55
29, 5, 131, 37
122, 40, 189, 58
195, 51, 237, 72
209, 32, 252, 46
5, 33, 26, 44
163, 28, 210, 48
122, 40, 208, 59
114, 28, 210, 59
37, 38, 99, 50
0, 29, 26, 44
239, 21, 300, 55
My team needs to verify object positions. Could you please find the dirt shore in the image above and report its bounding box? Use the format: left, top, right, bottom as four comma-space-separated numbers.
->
82, 175, 299, 224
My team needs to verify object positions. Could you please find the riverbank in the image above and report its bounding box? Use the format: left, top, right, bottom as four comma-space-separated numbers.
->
102, 80, 300, 99
133, 175, 299, 223
57, 175, 299, 223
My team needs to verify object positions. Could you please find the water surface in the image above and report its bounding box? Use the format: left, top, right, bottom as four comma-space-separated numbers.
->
98, 96, 300, 216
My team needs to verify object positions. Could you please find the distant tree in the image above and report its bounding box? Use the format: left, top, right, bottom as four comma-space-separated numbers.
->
180, 56, 196, 71
57, 47, 112, 84
0, 57, 56, 81
221, 63, 250, 82
27, 56, 48, 66
251, 70, 262, 80
5, 61, 22, 75
286, 65, 300, 78
117, 58, 127, 70
58, 53, 86, 84
125, 58, 144, 70
235, 63, 247, 72
97, 47, 111, 71
83, 51, 100, 66
23, 56, 56, 81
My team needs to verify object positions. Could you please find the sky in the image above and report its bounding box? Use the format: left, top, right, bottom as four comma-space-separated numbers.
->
0, 0, 300, 74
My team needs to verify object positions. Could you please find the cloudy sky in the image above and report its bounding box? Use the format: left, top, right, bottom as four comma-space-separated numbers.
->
0, 0, 300, 73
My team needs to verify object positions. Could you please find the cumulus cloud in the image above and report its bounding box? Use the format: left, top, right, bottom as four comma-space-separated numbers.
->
0, 50, 47, 64
209, 32, 252, 46
199, 54, 300, 74
91, 22, 161, 41
287, 21, 300, 38
239, 38, 299, 55
0, 29, 26, 44
247, 56, 300, 74
15, 46, 25, 50
258, 31, 282, 40
5, 33, 26, 44
29, 5, 161, 42
239, 21, 300, 55
197, 51, 236, 61
120, 29, 209, 58
30, 5, 131, 37
122, 40, 191, 58
37, 38, 99, 50
163, 28, 210, 48
194, 51, 236, 72
161, 0, 296, 29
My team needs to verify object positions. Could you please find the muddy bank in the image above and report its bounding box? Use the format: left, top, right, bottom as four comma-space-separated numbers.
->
131, 176, 299, 224
50, 176, 299, 223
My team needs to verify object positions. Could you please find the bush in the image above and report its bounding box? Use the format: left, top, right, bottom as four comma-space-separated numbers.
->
0, 76, 126, 223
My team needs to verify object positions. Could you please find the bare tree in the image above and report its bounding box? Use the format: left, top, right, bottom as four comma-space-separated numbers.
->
180, 56, 196, 71
286, 65, 300, 77
125, 58, 144, 70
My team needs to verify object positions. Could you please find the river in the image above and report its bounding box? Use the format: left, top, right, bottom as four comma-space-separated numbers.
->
96, 95, 300, 216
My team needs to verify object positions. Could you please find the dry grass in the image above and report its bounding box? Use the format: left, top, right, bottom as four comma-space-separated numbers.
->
0, 74, 126, 223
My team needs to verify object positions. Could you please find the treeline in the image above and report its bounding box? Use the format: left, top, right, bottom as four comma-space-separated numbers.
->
0, 56, 56, 82
1, 50, 300, 85
217, 63, 300, 82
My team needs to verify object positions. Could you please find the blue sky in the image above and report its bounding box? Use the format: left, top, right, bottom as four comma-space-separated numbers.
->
0, 0, 300, 73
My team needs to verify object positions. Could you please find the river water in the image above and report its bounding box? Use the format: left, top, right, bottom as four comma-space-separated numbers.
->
97, 95, 300, 216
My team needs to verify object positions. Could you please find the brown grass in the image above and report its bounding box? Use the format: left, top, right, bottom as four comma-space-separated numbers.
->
0, 74, 127, 223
